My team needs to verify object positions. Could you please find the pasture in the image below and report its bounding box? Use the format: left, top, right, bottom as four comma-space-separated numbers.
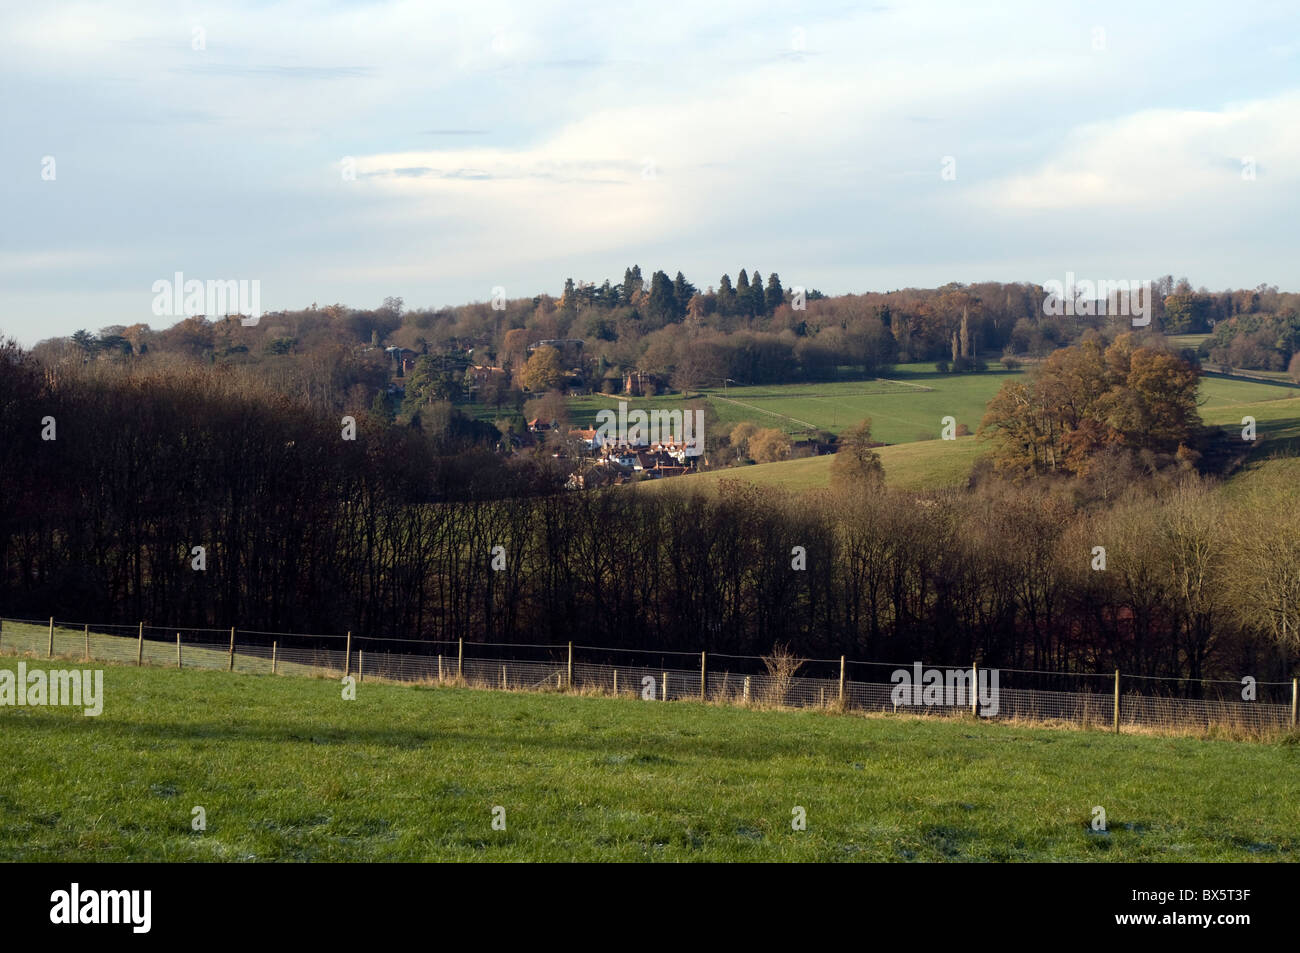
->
0, 659, 1296, 861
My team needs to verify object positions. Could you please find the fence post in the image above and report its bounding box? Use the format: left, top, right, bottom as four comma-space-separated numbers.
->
228, 627, 236, 672
176, 633, 182, 669
501, 665, 506, 690
567, 641, 574, 690
84, 624, 90, 661
662, 671, 668, 701
1113, 670, 1121, 734
1292, 678, 1297, 729
137, 623, 144, 666
744, 676, 751, 703
47, 617, 54, 658
272, 641, 278, 675
839, 655, 846, 705
343, 631, 352, 677
457, 638, 463, 682
700, 652, 707, 701
358, 650, 364, 683
613, 669, 618, 695
438, 655, 443, 683
971, 662, 978, 717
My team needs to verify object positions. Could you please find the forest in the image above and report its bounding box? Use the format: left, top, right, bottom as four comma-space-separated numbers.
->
2, 329, 1295, 685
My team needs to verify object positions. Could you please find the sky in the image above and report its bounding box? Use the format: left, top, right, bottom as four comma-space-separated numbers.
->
2, 0, 1298, 345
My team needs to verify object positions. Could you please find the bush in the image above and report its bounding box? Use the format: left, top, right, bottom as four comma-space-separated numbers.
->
935, 360, 950, 374
1000, 355, 1021, 370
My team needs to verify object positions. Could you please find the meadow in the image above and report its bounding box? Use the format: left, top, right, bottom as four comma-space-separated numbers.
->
564, 363, 1021, 444
654, 371, 1300, 493
1, 658, 1297, 861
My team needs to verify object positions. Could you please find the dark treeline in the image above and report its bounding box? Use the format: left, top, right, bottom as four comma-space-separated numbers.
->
2, 342, 1294, 683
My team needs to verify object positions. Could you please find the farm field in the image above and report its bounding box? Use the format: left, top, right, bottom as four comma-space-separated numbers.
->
0, 658, 1296, 862
471, 365, 1300, 456
462, 363, 1023, 444
655, 372, 1300, 493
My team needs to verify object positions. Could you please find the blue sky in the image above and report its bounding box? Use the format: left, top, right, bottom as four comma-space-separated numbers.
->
2, 0, 1298, 345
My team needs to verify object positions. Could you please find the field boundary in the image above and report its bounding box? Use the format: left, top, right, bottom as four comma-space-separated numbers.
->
1, 617, 1294, 739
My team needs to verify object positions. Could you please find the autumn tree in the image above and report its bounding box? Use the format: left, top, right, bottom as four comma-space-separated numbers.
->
521, 345, 564, 392
830, 418, 885, 489
979, 334, 1200, 476
749, 427, 792, 463
730, 421, 760, 458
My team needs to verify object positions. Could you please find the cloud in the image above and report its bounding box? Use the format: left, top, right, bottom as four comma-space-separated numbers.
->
973, 91, 1300, 212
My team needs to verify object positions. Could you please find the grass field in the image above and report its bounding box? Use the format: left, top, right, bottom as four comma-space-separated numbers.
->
654, 373, 1300, 494
1, 659, 1296, 861
463, 364, 1023, 445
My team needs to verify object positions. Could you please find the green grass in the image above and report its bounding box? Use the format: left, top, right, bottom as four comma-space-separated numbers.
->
644, 372, 1300, 494
467, 364, 1022, 444
1, 658, 1296, 861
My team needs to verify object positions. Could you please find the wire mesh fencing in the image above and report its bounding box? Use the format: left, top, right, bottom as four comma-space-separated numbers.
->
0, 616, 1294, 736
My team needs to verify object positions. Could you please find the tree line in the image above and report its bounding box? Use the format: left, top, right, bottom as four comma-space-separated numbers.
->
2, 338, 1294, 684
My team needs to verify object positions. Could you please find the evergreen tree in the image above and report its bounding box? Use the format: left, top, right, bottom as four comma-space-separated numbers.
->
622, 265, 644, 302
673, 271, 696, 319
765, 272, 785, 314
717, 274, 735, 317
648, 270, 677, 326
749, 270, 766, 317
561, 278, 577, 317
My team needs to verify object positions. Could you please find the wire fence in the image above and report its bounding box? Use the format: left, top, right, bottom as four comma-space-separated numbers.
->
1, 616, 1295, 736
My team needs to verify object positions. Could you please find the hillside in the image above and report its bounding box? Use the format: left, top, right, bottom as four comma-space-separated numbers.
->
653, 373, 1300, 493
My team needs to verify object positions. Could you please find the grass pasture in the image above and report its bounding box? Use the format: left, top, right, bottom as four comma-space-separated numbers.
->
580, 364, 1021, 444
653, 372, 1300, 494
0, 658, 1297, 861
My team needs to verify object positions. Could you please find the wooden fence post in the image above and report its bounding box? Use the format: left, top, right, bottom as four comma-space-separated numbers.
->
47, 617, 54, 658
567, 641, 574, 690
700, 652, 707, 701
271, 641, 278, 675
613, 669, 618, 695
137, 622, 144, 666
438, 654, 443, 683
176, 633, 182, 669
971, 663, 978, 717
743, 676, 751, 703
358, 650, 364, 683
1291, 677, 1297, 729
457, 638, 463, 681
662, 671, 668, 701
839, 655, 846, 705
1113, 670, 1121, 734
84, 624, 90, 661
228, 627, 236, 672
344, 631, 352, 677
